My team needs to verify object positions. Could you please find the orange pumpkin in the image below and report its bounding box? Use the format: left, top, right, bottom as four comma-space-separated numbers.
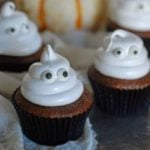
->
14, 0, 107, 33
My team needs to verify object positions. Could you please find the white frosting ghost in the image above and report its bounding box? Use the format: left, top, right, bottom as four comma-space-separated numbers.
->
94, 30, 150, 80
21, 45, 84, 106
0, 2, 42, 56
109, 0, 150, 31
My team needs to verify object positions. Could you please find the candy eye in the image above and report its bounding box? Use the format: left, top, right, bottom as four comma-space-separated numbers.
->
41, 70, 55, 83
57, 68, 69, 81
136, 3, 150, 12
129, 46, 140, 56
9, 3, 15, 11
22, 24, 30, 33
112, 48, 125, 58
25, 25, 29, 29
138, 4, 144, 10
6, 27, 17, 35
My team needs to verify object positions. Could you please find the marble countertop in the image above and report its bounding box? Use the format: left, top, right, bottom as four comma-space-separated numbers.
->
90, 106, 150, 150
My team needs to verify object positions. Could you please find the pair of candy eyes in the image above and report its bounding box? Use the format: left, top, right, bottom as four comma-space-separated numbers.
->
113, 47, 140, 57
5, 24, 29, 35
41, 69, 69, 83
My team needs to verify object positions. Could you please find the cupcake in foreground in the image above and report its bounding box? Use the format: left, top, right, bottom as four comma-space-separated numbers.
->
107, 0, 150, 56
12, 45, 93, 145
0, 2, 43, 72
88, 29, 150, 116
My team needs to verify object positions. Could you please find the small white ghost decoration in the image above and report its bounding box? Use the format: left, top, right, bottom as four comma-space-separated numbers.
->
1, 2, 15, 18
0, 2, 42, 56
95, 30, 150, 79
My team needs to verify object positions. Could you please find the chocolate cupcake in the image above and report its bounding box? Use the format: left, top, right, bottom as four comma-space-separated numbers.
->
12, 45, 93, 145
0, 2, 43, 72
88, 29, 150, 116
107, 0, 150, 56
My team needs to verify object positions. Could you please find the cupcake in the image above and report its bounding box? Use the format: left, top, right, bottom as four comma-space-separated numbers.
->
107, 0, 150, 56
12, 45, 93, 145
88, 29, 150, 116
0, 2, 43, 72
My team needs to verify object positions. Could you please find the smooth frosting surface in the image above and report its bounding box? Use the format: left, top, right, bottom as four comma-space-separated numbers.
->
109, 0, 150, 31
94, 30, 150, 80
21, 45, 84, 106
0, 2, 42, 56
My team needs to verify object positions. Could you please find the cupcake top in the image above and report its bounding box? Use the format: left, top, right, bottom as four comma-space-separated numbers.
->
0, 2, 42, 56
109, 0, 150, 31
94, 30, 150, 80
21, 45, 84, 106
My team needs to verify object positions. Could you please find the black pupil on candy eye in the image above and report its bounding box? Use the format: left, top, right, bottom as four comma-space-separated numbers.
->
139, 4, 144, 9
63, 71, 68, 78
134, 50, 138, 55
117, 50, 121, 55
10, 5, 14, 10
10, 28, 15, 32
26, 25, 29, 29
45, 73, 52, 79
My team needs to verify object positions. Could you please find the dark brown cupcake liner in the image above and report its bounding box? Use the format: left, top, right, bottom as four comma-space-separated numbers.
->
89, 77, 150, 117
12, 98, 90, 146
142, 38, 150, 57
0, 46, 44, 72
0, 62, 35, 72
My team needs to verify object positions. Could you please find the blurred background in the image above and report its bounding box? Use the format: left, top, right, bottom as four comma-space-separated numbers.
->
0, 0, 108, 33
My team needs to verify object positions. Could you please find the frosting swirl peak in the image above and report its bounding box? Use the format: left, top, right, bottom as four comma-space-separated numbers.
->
21, 45, 84, 106
94, 30, 150, 80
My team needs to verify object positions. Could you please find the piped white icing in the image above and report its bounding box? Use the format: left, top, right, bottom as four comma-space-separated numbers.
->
109, 0, 150, 31
0, 2, 42, 56
94, 30, 150, 80
21, 45, 84, 106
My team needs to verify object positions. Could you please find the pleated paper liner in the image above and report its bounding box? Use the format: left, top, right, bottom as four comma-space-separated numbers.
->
142, 38, 150, 57
0, 46, 44, 72
0, 62, 34, 72
12, 95, 91, 146
89, 77, 150, 117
